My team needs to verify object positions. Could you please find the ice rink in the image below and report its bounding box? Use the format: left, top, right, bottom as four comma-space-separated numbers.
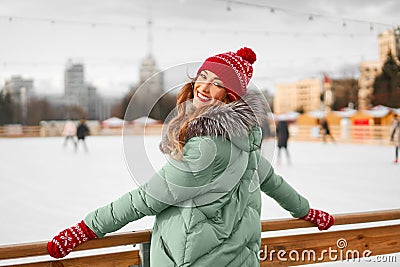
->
0, 136, 399, 266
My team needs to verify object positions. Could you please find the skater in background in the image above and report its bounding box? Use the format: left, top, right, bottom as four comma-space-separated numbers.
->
390, 113, 400, 163
62, 120, 76, 148
76, 119, 90, 152
276, 119, 290, 164
47, 47, 334, 266
320, 117, 335, 143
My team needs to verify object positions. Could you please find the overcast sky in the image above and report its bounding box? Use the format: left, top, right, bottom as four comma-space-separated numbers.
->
1, 0, 399, 96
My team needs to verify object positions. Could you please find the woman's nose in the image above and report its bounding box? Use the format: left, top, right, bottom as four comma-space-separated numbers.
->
198, 81, 211, 92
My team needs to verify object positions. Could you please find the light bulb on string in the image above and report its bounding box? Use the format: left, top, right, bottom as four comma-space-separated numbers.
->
226, 0, 232, 11
308, 15, 314, 21
369, 23, 374, 31
342, 20, 347, 27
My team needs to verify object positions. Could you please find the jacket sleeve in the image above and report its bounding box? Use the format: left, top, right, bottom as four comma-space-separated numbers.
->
84, 176, 169, 237
257, 154, 309, 218
84, 137, 215, 237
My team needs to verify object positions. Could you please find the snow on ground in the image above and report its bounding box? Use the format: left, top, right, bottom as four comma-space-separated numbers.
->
0, 136, 399, 266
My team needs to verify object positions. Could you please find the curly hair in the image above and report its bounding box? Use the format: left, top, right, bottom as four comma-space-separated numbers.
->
160, 77, 231, 159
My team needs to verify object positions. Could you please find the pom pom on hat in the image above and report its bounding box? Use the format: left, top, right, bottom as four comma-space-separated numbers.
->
236, 47, 257, 64
197, 47, 256, 101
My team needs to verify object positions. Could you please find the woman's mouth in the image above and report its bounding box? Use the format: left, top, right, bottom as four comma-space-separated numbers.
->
197, 91, 212, 102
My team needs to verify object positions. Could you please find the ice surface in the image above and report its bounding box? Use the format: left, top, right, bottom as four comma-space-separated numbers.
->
0, 136, 399, 265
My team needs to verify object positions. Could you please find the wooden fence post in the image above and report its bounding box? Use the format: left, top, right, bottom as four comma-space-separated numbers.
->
139, 242, 151, 267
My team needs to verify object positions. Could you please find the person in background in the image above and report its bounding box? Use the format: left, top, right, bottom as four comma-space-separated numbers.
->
48, 47, 334, 266
76, 119, 90, 152
276, 119, 290, 164
390, 113, 400, 163
320, 117, 335, 143
62, 120, 76, 148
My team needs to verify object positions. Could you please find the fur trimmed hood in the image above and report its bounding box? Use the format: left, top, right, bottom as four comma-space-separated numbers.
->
160, 91, 269, 154
184, 91, 269, 141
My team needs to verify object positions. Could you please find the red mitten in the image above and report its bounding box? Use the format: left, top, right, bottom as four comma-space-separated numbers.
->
47, 220, 97, 258
301, 208, 334, 230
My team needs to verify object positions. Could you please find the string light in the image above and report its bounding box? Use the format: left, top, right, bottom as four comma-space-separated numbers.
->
217, 0, 395, 28
1, 2, 396, 32
226, 0, 232, 11
1, 1, 396, 39
0, 15, 146, 30
0, 15, 378, 38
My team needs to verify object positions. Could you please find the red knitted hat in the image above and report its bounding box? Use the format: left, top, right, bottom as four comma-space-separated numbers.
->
197, 47, 256, 101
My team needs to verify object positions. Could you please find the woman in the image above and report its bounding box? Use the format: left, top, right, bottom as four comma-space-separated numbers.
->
48, 47, 334, 266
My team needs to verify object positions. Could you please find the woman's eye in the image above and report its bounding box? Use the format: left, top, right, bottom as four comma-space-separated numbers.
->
213, 82, 224, 88
200, 73, 207, 79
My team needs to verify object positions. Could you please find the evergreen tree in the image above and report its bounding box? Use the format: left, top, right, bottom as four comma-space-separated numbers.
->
372, 53, 400, 107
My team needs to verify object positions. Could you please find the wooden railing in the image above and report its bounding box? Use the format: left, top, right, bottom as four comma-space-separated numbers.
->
0, 124, 393, 146
289, 125, 392, 145
0, 125, 162, 138
0, 209, 399, 266
0, 126, 41, 138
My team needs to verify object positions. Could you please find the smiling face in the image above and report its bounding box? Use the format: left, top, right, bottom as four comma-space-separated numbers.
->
193, 70, 228, 108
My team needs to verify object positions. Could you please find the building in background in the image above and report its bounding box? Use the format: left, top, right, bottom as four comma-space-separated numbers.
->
64, 60, 85, 109
87, 83, 98, 119
124, 54, 165, 120
124, 16, 165, 120
64, 60, 106, 119
3, 75, 34, 102
358, 26, 400, 109
2, 75, 34, 124
274, 78, 322, 114
379, 27, 400, 65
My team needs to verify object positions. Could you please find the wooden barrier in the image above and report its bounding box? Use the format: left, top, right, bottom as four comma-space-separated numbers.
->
260, 209, 400, 266
288, 125, 392, 145
0, 124, 394, 145
0, 126, 41, 138
0, 125, 162, 138
0, 209, 399, 266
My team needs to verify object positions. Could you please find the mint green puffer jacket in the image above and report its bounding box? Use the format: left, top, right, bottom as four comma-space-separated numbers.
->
84, 94, 309, 266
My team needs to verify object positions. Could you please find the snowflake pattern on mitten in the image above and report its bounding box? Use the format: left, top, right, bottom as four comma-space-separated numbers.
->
302, 208, 334, 230
47, 220, 97, 258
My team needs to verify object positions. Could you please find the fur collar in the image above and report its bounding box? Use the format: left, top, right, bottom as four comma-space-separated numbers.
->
184, 91, 268, 141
